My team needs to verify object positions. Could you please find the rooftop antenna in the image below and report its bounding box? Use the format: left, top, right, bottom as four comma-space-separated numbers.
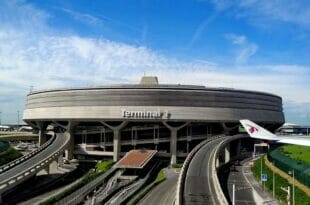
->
30, 85, 34, 93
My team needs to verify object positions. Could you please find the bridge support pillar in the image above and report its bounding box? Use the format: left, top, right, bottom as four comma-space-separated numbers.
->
38, 129, 47, 146
225, 145, 230, 163
163, 121, 190, 165
101, 121, 128, 162
237, 140, 241, 156
49, 160, 59, 173
64, 121, 78, 160
37, 122, 47, 146
58, 155, 63, 167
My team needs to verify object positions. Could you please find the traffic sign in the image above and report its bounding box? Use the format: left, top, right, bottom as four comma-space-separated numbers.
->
262, 174, 268, 181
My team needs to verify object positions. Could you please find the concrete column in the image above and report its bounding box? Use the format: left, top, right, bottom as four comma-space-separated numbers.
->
58, 155, 63, 167
170, 129, 177, 165
38, 129, 47, 146
113, 129, 121, 162
101, 121, 128, 162
237, 140, 241, 157
49, 160, 59, 173
65, 131, 74, 160
64, 121, 78, 160
163, 121, 190, 165
224, 145, 230, 163
37, 121, 47, 146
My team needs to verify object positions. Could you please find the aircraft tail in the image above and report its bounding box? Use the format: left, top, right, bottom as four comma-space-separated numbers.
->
240, 119, 276, 140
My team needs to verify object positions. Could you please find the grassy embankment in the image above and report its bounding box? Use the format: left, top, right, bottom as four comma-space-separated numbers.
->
127, 168, 167, 205
280, 145, 310, 165
0, 140, 23, 166
40, 161, 114, 205
252, 156, 310, 205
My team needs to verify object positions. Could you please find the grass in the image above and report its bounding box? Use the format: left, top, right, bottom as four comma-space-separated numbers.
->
0, 147, 23, 166
252, 156, 310, 205
280, 145, 310, 165
127, 168, 166, 205
96, 160, 114, 172
172, 163, 183, 168
0, 140, 10, 152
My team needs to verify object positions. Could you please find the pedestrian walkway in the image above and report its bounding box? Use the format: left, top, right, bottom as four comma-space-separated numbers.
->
241, 158, 279, 205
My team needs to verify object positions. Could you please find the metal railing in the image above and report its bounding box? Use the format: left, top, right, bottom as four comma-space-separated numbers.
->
55, 168, 116, 205
0, 133, 69, 193
0, 134, 56, 174
176, 134, 226, 205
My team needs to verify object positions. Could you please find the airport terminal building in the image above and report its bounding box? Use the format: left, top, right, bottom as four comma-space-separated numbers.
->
23, 76, 285, 164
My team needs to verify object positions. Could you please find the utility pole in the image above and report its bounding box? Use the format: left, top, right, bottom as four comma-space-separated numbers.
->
273, 168, 275, 198
0, 111, 2, 125
232, 184, 235, 205
30, 85, 34, 93
17, 110, 20, 126
260, 156, 263, 184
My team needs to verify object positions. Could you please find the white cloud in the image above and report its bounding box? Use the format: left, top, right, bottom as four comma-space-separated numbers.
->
225, 33, 258, 64
209, 0, 310, 29
60, 8, 105, 27
0, 0, 309, 124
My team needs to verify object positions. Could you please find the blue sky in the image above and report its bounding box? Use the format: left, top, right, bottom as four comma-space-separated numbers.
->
0, 0, 310, 124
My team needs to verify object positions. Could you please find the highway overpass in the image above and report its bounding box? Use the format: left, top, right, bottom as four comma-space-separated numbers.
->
0, 133, 70, 203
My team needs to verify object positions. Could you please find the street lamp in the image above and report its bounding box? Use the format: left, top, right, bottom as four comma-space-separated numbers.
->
271, 161, 276, 198
288, 170, 295, 205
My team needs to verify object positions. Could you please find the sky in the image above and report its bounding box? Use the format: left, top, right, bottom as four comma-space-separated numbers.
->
0, 0, 309, 124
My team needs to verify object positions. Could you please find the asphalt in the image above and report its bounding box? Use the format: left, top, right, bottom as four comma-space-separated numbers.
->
138, 168, 179, 205
227, 159, 257, 205
0, 133, 68, 189
241, 159, 279, 205
183, 137, 225, 205
226, 158, 279, 205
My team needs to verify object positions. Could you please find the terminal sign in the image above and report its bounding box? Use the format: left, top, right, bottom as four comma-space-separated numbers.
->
122, 109, 170, 119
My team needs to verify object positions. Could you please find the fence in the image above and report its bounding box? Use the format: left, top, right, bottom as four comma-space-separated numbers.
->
267, 148, 310, 187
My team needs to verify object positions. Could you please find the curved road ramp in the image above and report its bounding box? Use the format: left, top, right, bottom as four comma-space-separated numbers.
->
0, 133, 70, 203
176, 134, 247, 205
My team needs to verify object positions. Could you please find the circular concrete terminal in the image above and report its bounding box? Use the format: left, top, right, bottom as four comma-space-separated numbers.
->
23, 76, 284, 163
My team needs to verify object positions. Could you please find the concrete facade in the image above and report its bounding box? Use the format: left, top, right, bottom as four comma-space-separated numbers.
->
23, 77, 285, 164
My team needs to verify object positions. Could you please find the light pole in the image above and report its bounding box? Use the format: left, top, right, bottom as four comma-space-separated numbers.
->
17, 110, 20, 126
289, 170, 295, 205
232, 183, 235, 205
260, 156, 263, 184
273, 165, 275, 198
0, 111, 2, 125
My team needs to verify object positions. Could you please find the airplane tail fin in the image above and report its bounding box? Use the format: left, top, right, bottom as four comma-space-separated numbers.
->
240, 119, 276, 140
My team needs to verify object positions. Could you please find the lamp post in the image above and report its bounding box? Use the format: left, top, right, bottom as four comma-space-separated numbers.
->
260, 156, 263, 184
272, 161, 275, 198
17, 110, 20, 126
232, 183, 235, 205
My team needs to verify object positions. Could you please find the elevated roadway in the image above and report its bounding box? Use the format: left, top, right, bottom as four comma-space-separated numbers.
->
0, 133, 70, 202
183, 137, 226, 205
181, 135, 247, 205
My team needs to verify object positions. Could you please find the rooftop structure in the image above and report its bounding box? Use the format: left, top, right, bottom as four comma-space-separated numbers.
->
115, 150, 157, 169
